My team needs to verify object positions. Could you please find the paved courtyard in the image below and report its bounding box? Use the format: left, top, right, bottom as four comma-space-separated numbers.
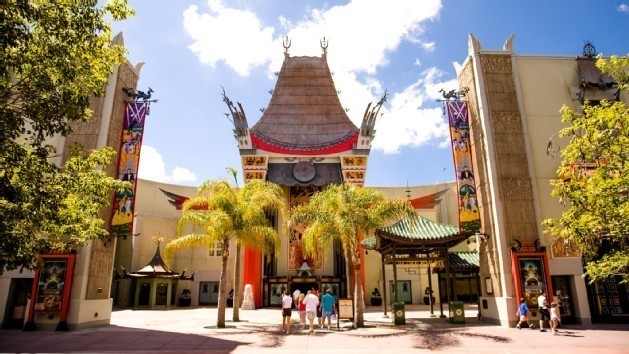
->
1, 304, 628, 353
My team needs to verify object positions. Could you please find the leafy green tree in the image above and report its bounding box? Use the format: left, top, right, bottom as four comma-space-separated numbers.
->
287, 184, 414, 328
1, 144, 129, 271
0, 1, 134, 272
544, 55, 629, 283
164, 179, 284, 328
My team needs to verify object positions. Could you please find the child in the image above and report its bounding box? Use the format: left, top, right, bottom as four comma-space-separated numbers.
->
550, 301, 561, 335
515, 297, 534, 329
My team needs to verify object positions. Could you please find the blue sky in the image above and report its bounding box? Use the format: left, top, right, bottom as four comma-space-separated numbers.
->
112, 0, 629, 187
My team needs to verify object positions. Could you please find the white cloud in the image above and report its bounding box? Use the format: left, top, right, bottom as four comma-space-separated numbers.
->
421, 41, 436, 53
183, 2, 276, 76
183, 0, 447, 153
618, 4, 629, 13
372, 67, 458, 153
138, 145, 198, 184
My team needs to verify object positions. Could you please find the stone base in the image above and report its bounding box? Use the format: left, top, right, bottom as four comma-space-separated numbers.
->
241, 300, 255, 310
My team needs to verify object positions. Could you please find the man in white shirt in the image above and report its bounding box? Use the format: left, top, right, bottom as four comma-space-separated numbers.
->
292, 289, 301, 310
281, 290, 293, 334
303, 290, 320, 333
537, 291, 550, 332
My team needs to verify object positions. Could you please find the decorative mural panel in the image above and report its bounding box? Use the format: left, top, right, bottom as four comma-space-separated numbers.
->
341, 155, 367, 186
242, 155, 268, 183
343, 171, 365, 180
242, 155, 268, 169
244, 171, 266, 180
447, 101, 480, 234
288, 186, 323, 270
341, 155, 368, 168
550, 237, 581, 258
111, 102, 147, 237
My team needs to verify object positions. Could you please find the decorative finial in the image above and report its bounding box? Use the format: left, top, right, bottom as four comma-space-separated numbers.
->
320, 37, 328, 55
283, 36, 291, 55
152, 233, 164, 245
583, 41, 596, 58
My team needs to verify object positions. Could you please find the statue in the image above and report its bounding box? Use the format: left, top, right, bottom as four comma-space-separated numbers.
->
241, 284, 255, 310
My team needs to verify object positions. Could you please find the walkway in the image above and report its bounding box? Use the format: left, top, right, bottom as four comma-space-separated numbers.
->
1, 305, 628, 353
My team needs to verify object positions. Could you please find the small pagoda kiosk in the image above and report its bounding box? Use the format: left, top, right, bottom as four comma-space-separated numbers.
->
118, 242, 194, 309
223, 38, 386, 307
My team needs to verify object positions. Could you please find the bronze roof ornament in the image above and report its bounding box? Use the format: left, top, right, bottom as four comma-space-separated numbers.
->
320, 37, 328, 56
283, 36, 291, 57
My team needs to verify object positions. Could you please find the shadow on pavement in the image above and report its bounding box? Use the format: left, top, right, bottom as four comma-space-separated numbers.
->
0, 325, 249, 353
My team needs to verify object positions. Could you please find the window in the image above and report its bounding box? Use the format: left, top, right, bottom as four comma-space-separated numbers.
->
208, 242, 222, 257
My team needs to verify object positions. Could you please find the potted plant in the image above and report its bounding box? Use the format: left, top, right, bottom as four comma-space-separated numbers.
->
371, 288, 382, 306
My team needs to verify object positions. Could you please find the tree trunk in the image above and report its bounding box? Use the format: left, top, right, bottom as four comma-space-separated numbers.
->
352, 249, 365, 328
232, 242, 241, 322
217, 242, 230, 328
344, 246, 354, 298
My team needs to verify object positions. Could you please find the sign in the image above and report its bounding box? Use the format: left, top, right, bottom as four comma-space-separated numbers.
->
446, 101, 480, 234
25, 254, 76, 331
111, 102, 148, 237
511, 252, 553, 310
338, 298, 354, 319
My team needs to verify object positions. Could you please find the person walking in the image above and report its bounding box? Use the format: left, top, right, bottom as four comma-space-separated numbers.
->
515, 297, 533, 329
537, 291, 550, 332
320, 288, 337, 330
298, 293, 307, 329
281, 290, 293, 334
550, 301, 561, 335
304, 290, 320, 333
293, 288, 301, 310
316, 292, 323, 328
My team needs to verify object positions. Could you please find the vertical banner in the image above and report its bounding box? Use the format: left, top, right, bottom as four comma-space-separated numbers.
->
446, 101, 480, 234
111, 102, 148, 237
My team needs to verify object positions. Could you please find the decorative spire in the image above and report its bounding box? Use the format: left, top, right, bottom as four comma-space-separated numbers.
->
320, 37, 328, 57
283, 36, 291, 57
152, 233, 164, 245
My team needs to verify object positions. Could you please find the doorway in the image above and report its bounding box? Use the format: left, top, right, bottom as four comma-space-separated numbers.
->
389, 280, 412, 304
199, 281, 219, 305
2, 278, 33, 329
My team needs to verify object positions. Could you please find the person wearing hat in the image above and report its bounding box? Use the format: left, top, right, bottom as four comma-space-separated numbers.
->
320, 288, 337, 330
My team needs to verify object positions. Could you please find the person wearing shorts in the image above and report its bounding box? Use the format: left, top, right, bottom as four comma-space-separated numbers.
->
321, 289, 337, 330
515, 297, 532, 329
281, 290, 293, 334
538, 291, 550, 332
304, 290, 320, 333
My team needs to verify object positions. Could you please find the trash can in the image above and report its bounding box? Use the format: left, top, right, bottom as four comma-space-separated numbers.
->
449, 301, 465, 324
392, 302, 406, 325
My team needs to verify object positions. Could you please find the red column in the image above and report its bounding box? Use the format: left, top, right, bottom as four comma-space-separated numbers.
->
242, 246, 262, 308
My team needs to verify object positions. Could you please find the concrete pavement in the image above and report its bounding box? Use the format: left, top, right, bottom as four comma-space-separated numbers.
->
1, 304, 628, 353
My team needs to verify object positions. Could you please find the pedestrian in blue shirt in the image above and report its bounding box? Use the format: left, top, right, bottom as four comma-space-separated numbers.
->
320, 289, 337, 330
515, 297, 534, 329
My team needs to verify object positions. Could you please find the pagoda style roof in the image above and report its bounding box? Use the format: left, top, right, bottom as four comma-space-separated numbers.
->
250, 55, 359, 152
119, 244, 194, 280
362, 215, 467, 255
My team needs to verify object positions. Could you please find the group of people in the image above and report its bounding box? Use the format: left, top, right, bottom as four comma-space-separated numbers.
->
281, 288, 337, 334
515, 291, 561, 335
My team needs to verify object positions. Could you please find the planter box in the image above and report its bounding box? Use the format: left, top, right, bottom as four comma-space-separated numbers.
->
370, 297, 382, 306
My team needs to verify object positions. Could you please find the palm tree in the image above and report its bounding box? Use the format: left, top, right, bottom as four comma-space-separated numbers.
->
287, 184, 414, 328
164, 178, 284, 328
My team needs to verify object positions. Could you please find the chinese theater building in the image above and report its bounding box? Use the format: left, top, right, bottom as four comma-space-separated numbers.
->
222, 40, 384, 307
